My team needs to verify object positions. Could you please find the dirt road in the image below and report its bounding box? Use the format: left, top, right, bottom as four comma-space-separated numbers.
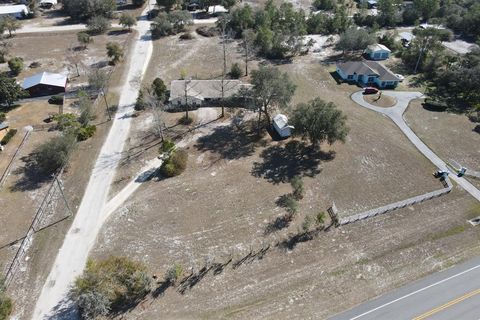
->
31, 2, 156, 319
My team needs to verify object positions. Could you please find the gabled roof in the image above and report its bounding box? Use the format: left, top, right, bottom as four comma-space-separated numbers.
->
169, 80, 249, 101
337, 60, 400, 81
0, 4, 28, 15
22, 72, 67, 90
273, 114, 289, 129
399, 32, 414, 41
366, 43, 391, 53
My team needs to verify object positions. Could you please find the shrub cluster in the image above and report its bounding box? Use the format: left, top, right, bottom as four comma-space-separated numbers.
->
0, 280, 12, 320
1, 128, 17, 146
76, 125, 97, 141
72, 256, 151, 319
160, 149, 188, 177
33, 133, 77, 174
160, 138, 175, 153
48, 95, 64, 105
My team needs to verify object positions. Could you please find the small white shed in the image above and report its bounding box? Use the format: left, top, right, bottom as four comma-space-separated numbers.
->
0, 5, 29, 19
364, 44, 391, 60
273, 114, 294, 138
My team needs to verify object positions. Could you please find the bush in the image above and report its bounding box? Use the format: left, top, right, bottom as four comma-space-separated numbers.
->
53, 113, 79, 131
160, 138, 175, 153
164, 263, 183, 285
196, 26, 220, 37
1, 128, 17, 145
72, 256, 151, 319
229, 62, 242, 79
77, 125, 96, 141
0, 281, 13, 320
178, 115, 193, 125
134, 90, 147, 111
424, 98, 447, 111
0, 112, 5, 122
179, 32, 194, 40
87, 15, 111, 35
33, 133, 77, 174
48, 95, 64, 105
8, 57, 23, 76
160, 149, 188, 177
290, 176, 304, 200
283, 194, 298, 216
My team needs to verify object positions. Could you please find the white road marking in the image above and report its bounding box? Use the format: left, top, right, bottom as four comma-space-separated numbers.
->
348, 264, 480, 320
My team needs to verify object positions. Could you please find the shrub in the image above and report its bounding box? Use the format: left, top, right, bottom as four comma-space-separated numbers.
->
77, 125, 96, 141
179, 32, 194, 40
53, 113, 79, 131
0, 280, 13, 320
290, 176, 304, 200
229, 62, 242, 79
283, 194, 298, 216
424, 98, 447, 111
164, 263, 183, 285
0, 112, 5, 122
1, 128, 17, 145
72, 256, 151, 319
8, 57, 23, 76
77, 32, 92, 49
29, 61, 41, 68
160, 138, 175, 153
160, 149, 188, 177
87, 15, 111, 35
196, 26, 220, 37
33, 133, 77, 174
178, 115, 193, 125
106, 42, 123, 65
134, 90, 147, 111
48, 95, 64, 105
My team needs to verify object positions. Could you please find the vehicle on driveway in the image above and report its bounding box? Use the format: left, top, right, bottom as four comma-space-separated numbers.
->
395, 74, 405, 82
364, 87, 379, 94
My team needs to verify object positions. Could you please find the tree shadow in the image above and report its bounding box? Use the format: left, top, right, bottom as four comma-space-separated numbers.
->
251, 140, 334, 184
264, 214, 291, 235
195, 120, 266, 160
474, 125, 480, 135
9, 154, 52, 191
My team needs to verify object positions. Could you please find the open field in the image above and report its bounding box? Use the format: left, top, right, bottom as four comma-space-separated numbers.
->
84, 39, 478, 318
404, 100, 480, 188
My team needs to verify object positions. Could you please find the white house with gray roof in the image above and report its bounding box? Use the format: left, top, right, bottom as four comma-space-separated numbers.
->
0, 4, 28, 19
336, 60, 401, 89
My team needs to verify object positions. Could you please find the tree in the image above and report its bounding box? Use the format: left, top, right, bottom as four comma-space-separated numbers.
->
87, 15, 111, 35
250, 66, 296, 128
119, 13, 137, 31
0, 40, 11, 64
88, 69, 112, 120
230, 63, 242, 79
156, 0, 179, 13
8, 57, 23, 76
133, 0, 147, 7
62, 0, 116, 20
33, 133, 77, 174
313, 0, 336, 11
72, 257, 151, 319
377, 0, 401, 27
78, 91, 94, 126
290, 176, 304, 200
66, 45, 83, 77
290, 97, 349, 147
1, 16, 20, 37
106, 42, 123, 65
77, 32, 92, 49
164, 263, 183, 285
0, 74, 28, 108
151, 77, 167, 102
241, 29, 256, 76
335, 27, 375, 54
402, 28, 444, 73
151, 11, 193, 39
413, 0, 439, 21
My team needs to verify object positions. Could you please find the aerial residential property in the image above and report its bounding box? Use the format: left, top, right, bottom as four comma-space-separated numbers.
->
0, 0, 479, 320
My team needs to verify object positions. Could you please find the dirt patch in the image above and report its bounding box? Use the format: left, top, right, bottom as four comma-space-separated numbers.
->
363, 94, 397, 108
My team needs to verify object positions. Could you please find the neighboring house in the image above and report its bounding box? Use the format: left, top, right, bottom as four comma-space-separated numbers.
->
39, 0, 58, 9
22, 72, 68, 96
399, 32, 415, 47
0, 4, 29, 19
0, 123, 9, 141
168, 80, 250, 108
273, 114, 294, 138
208, 5, 228, 14
364, 43, 391, 60
336, 60, 400, 89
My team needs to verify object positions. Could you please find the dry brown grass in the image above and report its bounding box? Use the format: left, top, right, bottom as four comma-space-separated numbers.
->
363, 94, 397, 107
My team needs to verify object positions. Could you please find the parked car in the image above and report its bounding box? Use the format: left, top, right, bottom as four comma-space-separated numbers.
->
395, 74, 405, 82
364, 87, 379, 94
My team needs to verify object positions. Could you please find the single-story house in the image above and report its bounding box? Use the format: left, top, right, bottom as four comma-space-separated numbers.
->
273, 114, 294, 138
336, 60, 400, 89
169, 80, 250, 108
39, 0, 58, 9
22, 72, 68, 96
364, 43, 391, 60
0, 123, 9, 141
208, 5, 228, 14
0, 4, 29, 19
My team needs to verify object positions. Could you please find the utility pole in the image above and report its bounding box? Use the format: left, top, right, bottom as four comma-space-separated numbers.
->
414, 37, 430, 74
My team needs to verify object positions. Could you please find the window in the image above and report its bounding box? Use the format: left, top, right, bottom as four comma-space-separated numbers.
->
368, 77, 375, 82
347, 75, 354, 80
382, 82, 386, 87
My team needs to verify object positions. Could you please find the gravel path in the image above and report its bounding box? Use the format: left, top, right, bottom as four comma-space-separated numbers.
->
351, 90, 480, 202
31, 2, 156, 319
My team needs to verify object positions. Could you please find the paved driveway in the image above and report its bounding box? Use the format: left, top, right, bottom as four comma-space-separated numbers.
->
351, 90, 480, 202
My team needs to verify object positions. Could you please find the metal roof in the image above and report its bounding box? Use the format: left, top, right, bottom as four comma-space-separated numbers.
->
273, 114, 289, 129
366, 43, 391, 53
0, 123, 9, 131
22, 72, 67, 90
0, 4, 28, 15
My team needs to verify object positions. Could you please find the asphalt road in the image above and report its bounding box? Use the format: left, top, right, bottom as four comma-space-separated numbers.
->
330, 256, 480, 320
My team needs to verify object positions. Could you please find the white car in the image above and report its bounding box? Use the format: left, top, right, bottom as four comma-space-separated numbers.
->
395, 74, 405, 82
